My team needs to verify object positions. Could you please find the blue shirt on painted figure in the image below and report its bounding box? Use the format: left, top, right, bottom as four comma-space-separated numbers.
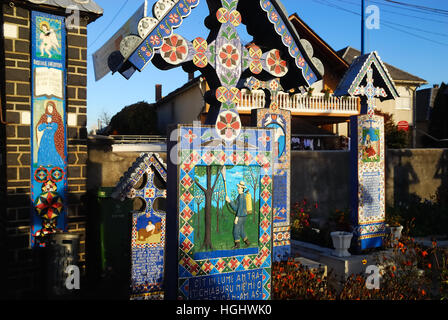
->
228, 193, 248, 217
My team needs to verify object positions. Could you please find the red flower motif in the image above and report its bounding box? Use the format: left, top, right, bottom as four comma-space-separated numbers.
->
216, 111, 241, 139
149, 35, 160, 46
184, 129, 197, 144
161, 35, 188, 63
219, 44, 240, 69
169, 13, 180, 24
267, 49, 287, 76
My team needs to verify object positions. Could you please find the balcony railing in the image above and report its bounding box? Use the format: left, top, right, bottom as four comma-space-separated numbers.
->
237, 90, 360, 115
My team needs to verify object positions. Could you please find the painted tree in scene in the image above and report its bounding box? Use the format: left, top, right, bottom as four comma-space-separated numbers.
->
213, 177, 226, 233
194, 185, 205, 242
194, 166, 223, 250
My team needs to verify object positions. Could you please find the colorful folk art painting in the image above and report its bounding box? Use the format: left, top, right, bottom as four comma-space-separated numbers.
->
361, 127, 380, 163
192, 165, 260, 257
34, 14, 63, 61
256, 109, 291, 261
30, 12, 67, 247
175, 125, 274, 300
351, 115, 386, 250
113, 153, 168, 300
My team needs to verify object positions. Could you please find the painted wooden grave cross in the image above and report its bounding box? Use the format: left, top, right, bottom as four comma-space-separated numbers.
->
106, 0, 324, 300
353, 66, 387, 118
112, 153, 168, 300
334, 51, 398, 251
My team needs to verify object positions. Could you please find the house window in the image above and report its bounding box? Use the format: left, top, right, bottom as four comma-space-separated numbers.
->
396, 96, 412, 110
396, 87, 412, 110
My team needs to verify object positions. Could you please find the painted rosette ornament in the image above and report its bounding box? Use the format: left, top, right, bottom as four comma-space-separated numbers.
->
266, 49, 288, 77
193, 37, 208, 68
216, 111, 242, 141
50, 167, 64, 183
161, 34, 189, 64
34, 167, 50, 184
34, 191, 64, 240
249, 44, 263, 75
219, 43, 240, 69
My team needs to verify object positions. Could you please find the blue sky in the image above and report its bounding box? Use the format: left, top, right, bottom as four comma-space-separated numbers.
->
86, 0, 448, 130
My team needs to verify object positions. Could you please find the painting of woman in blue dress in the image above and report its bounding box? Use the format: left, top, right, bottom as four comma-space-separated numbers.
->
36, 101, 65, 168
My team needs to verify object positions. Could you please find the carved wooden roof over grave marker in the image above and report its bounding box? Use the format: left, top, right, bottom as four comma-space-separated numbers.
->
26, 0, 103, 15
112, 153, 167, 217
334, 51, 399, 117
334, 51, 399, 101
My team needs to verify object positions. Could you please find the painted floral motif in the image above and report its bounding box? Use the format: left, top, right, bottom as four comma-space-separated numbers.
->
184, 129, 197, 144
258, 131, 271, 147
161, 34, 188, 64
216, 111, 241, 140
149, 35, 161, 46
219, 44, 240, 69
168, 13, 180, 24
267, 49, 287, 77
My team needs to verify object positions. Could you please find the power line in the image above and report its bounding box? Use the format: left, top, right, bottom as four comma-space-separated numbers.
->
370, 0, 448, 18
326, 0, 448, 37
89, 0, 131, 48
311, 0, 448, 47
334, 0, 448, 24
384, 0, 448, 16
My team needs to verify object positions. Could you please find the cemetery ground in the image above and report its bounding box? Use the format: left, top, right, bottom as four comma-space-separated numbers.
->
272, 195, 448, 300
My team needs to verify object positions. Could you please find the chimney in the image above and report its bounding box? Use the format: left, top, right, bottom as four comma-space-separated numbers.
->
155, 84, 162, 102
433, 84, 439, 89
188, 72, 194, 82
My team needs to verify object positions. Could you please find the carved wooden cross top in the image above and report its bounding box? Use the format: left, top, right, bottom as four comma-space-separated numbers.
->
352, 66, 387, 118
120, 0, 290, 142
244, 76, 284, 112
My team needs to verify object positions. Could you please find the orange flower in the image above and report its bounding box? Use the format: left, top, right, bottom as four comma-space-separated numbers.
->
309, 272, 315, 279
421, 289, 426, 296
421, 250, 428, 257
428, 263, 432, 269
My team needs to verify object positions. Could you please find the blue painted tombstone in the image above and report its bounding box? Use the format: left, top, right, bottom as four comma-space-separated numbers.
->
334, 51, 398, 250
112, 153, 167, 299
105, 0, 324, 300
244, 77, 292, 262
30, 11, 68, 247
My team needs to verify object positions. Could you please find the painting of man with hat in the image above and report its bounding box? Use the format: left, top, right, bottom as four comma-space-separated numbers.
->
225, 181, 252, 249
